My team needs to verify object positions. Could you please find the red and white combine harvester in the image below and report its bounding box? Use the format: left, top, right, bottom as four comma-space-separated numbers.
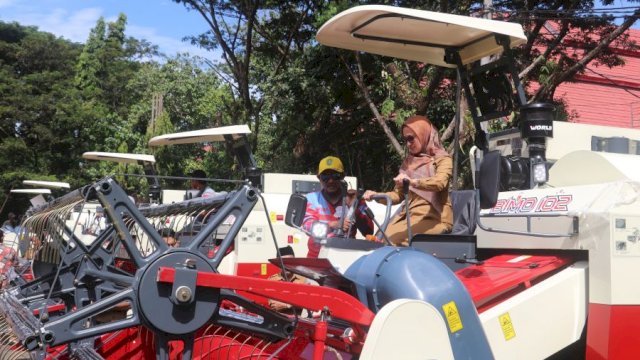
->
1, 5, 638, 360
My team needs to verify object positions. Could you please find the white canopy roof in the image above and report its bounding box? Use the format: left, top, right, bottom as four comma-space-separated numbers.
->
11, 188, 52, 194
148, 125, 251, 146
82, 152, 156, 164
23, 180, 70, 189
316, 5, 527, 68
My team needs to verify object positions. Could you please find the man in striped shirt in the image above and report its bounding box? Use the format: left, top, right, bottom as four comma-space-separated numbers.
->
304, 156, 373, 258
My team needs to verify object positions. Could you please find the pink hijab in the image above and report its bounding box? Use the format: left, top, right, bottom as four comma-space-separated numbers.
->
398, 115, 449, 213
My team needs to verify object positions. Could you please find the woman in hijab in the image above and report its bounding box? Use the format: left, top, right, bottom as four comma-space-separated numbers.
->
363, 115, 453, 246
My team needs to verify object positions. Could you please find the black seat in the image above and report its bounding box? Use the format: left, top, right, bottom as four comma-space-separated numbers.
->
410, 190, 478, 271
450, 190, 478, 235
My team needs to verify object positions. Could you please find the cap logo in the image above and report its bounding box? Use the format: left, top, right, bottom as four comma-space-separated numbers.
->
326, 159, 333, 165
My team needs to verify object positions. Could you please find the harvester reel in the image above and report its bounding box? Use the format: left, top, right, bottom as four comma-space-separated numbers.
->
136, 251, 220, 335
0, 178, 261, 359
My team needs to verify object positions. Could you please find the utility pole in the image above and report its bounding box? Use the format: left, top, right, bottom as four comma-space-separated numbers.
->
150, 93, 164, 135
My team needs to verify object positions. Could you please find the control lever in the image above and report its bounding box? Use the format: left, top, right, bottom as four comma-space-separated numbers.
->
403, 179, 413, 243
344, 188, 361, 237
363, 206, 392, 246
334, 180, 349, 237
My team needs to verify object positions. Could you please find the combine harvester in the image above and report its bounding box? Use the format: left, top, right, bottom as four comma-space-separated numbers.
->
0, 5, 638, 360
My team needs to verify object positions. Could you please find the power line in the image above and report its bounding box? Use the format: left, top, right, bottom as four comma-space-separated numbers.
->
583, 66, 640, 100
511, 6, 640, 13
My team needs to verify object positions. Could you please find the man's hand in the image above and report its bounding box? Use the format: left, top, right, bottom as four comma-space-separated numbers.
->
342, 218, 353, 232
329, 218, 353, 233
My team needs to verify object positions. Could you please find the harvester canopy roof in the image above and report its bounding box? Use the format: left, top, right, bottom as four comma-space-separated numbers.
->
10, 188, 52, 194
148, 125, 251, 146
23, 180, 70, 189
316, 5, 526, 68
82, 152, 156, 164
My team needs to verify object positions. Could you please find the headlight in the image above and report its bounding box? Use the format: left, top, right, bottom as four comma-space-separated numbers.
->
310, 221, 329, 240
532, 161, 547, 184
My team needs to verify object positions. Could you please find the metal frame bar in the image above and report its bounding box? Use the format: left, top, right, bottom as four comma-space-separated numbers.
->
351, 13, 495, 52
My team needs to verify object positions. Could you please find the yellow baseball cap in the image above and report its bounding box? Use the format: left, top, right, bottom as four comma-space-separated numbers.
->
318, 156, 344, 175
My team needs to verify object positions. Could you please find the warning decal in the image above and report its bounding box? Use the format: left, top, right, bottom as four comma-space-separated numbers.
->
499, 313, 516, 341
260, 263, 267, 276
442, 301, 464, 333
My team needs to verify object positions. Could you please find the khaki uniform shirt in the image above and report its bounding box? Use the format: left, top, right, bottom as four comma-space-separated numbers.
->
379, 156, 453, 246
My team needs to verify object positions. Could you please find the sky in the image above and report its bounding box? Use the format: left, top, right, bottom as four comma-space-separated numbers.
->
0, 0, 638, 59
0, 0, 213, 58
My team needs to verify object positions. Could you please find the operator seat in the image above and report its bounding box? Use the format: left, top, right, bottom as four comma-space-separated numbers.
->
410, 150, 501, 270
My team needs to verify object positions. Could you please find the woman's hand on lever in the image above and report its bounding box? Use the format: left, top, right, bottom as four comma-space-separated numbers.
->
393, 173, 411, 188
363, 190, 377, 201
394, 174, 419, 189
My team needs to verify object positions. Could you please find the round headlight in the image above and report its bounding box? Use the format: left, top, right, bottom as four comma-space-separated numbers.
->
310, 221, 329, 239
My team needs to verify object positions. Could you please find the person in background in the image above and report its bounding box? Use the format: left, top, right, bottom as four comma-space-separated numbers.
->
1, 212, 20, 234
0, 230, 17, 288
159, 228, 178, 247
268, 246, 306, 314
190, 169, 216, 198
363, 115, 453, 246
85, 207, 107, 236
303, 156, 373, 258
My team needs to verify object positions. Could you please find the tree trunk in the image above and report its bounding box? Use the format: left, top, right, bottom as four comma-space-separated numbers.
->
341, 53, 404, 156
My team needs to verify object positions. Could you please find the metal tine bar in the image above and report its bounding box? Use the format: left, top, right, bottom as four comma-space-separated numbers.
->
20, 199, 85, 262
26, 185, 90, 217
201, 207, 220, 256
214, 330, 230, 360
175, 213, 190, 243
199, 324, 217, 358
0, 346, 30, 360
229, 331, 244, 359
184, 208, 198, 238
237, 335, 253, 360
40, 189, 92, 308
121, 217, 138, 256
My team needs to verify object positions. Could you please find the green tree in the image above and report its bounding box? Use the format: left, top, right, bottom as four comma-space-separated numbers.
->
0, 21, 85, 218
173, 0, 323, 150
74, 14, 159, 155
124, 55, 235, 192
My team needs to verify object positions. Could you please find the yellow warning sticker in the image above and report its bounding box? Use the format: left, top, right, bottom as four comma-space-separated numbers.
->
260, 263, 267, 276
442, 301, 464, 333
293, 236, 299, 244
499, 313, 516, 341
269, 211, 277, 223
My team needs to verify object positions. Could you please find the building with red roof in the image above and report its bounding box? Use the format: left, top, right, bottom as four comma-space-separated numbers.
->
536, 27, 640, 128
